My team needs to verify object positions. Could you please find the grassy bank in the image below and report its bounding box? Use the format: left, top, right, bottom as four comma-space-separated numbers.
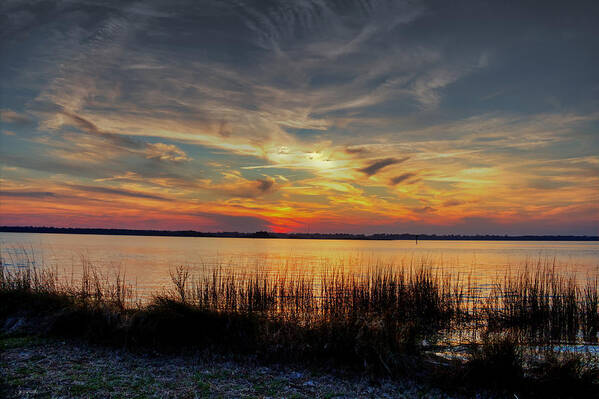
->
1, 260, 598, 397
1, 335, 467, 399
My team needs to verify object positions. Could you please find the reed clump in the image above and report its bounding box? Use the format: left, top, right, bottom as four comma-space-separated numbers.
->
175, 266, 462, 327
483, 263, 599, 344
0, 257, 134, 314
157, 264, 463, 371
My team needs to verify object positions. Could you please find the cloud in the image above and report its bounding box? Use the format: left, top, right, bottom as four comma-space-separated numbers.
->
256, 177, 275, 193
345, 146, 369, 155
411, 68, 469, 108
527, 178, 573, 190
208, 176, 277, 198
95, 171, 141, 182
0, 109, 32, 125
9, 0, 460, 161
359, 157, 407, 176
0, 152, 113, 179
65, 184, 168, 201
443, 199, 464, 207
390, 172, 417, 185
239, 0, 424, 51
57, 110, 143, 149
145, 143, 191, 162
0, 190, 56, 198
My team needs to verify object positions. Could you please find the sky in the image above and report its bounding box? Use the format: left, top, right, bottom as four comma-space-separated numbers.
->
1, 0, 598, 235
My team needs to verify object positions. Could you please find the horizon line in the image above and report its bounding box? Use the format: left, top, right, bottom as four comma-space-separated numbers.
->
1, 226, 597, 241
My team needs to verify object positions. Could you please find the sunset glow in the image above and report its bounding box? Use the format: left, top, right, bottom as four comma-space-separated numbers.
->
1, 1, 598, 235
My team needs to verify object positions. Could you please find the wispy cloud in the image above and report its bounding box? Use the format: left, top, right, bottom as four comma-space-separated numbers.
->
0, 109, 33, 125
203, 176, 278, 199
65, 184, 168, 201
390, 172, 417, 185
0, 190, 56, 198
359, 157, 408, 176
145, 143, 191, 162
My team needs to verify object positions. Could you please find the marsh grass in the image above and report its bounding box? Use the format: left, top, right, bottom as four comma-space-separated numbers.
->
169, 266, 463, 325
1, 255, 598, 394
0, 255, 136, 316
483, 263, 599, 344
153, 264, 466, 370
1, 256, 597, 343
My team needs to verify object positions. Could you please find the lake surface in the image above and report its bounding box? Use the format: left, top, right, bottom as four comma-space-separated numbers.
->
1, 233, 598, 299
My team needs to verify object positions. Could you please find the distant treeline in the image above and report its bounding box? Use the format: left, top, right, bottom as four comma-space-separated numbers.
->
1, 226, 597, 241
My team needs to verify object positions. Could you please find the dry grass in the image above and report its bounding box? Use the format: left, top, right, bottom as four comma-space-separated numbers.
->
1, 256, 598, 346
1, 255, 598, 395
483, 262, 599, 344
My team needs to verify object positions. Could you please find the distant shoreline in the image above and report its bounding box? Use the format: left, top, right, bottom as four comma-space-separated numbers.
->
1, 226, 597, 241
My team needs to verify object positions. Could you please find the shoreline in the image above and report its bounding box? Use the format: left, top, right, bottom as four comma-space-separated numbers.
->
2, 321, 597, 398
2, 226, 598, 241
1, 335, 476, 399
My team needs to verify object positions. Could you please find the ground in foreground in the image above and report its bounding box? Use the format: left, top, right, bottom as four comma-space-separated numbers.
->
1, 335, 491, 399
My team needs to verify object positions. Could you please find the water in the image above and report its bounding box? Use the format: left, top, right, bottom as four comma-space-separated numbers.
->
1, 233, 598, 298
